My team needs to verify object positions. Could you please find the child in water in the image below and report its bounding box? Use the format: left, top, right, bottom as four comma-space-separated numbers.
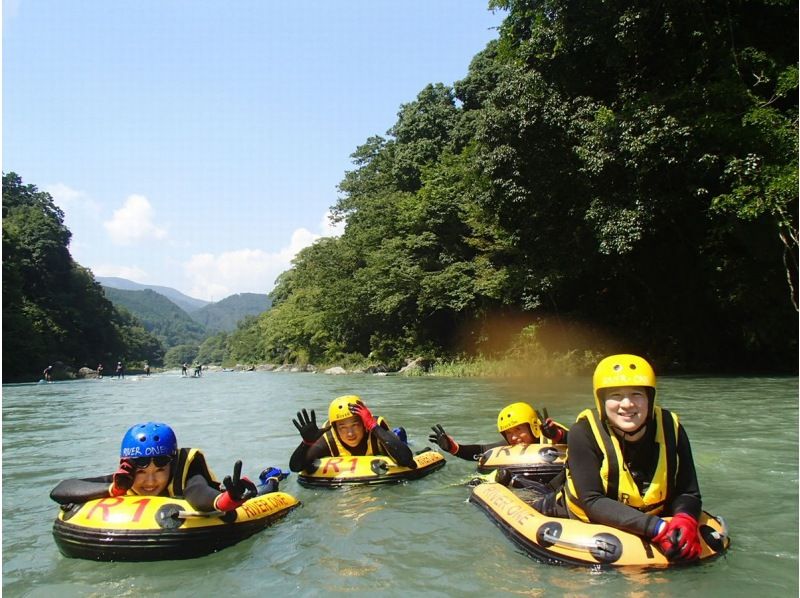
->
289, 395, 414, 472
50, 422, 285, 511
429, 402, 569, 461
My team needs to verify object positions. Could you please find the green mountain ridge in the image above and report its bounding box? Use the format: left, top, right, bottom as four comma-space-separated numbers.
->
192, 293, 272, 333
102, 287, 207, 348
96, 276, 210, 313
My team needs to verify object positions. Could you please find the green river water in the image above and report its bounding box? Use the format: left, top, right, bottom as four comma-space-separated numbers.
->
2, 371, 798, 596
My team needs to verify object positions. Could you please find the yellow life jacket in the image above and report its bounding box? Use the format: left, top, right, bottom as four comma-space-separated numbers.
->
563, 407, 679, 522
322, 416, 389, 457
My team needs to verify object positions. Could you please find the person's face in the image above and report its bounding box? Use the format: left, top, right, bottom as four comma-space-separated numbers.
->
130, 461, 171, 496
335, 416, 365, 448
604, 386, 649, 433
502, 423, 535, 445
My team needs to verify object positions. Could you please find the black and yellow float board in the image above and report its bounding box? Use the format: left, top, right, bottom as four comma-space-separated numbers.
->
298, 449, 445, 488
470, 482, 730, 568
477, 444, 566, 483
53, 492, 300, 561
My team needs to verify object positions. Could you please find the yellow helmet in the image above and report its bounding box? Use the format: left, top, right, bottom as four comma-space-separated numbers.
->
592, 354, 657, 417
328, 395, 361, 424
497, 402, 541, 437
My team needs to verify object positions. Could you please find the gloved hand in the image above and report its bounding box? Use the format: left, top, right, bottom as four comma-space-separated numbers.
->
259, 467, 289, 483
349, 401, 378, 431
293, 408, 326, 445
494, 468, 513, 486
652, 513, 702, 561
110, 459, 136, 496
540, 418, 564, 443
428, 424, 459, 454
215, 460, 258, 512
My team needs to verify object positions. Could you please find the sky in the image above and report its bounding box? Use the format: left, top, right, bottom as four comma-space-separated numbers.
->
3, 1, 506, 302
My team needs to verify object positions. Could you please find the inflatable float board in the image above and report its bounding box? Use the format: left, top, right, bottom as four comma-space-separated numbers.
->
52, 492, 300, 561
298, 449, 445, 488
477, 443, 566, 482
470, 482, 729, 568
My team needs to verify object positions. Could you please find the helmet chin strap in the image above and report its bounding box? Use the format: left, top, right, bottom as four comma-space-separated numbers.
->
609, 421, 648, 442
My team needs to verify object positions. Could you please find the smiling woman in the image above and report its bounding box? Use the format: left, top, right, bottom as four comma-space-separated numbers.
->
524, 355, 710, 565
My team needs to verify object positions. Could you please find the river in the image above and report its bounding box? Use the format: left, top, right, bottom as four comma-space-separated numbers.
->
2, 371, 797, 596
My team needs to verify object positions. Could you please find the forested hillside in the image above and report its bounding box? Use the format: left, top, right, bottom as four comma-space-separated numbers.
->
228, 0, 797, 373
2, 173, 164, 381
102, 287, 208, 348
97, 276, 210, 313
192, 293, 271, 333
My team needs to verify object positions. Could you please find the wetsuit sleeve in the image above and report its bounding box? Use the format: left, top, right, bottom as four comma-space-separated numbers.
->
453, 441, 504, 461
289, 438, 332, 472
49, 475, 114, 504
566, 420, 661, 538
374, 426, 415, 467
668, 424, 702, 518
183, 474, 222, 511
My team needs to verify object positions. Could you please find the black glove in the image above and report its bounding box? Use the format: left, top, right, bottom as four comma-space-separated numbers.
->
215, 460, 258, 511
495, 468, 513, 486
293, 408, 326, 445
540, 408, 564, 442
110, 458, 136, 496
540, 418, 564, 442
428, 424, 459, 454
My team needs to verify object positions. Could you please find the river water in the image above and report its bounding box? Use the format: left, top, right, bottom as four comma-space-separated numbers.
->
2, 371, 797, 596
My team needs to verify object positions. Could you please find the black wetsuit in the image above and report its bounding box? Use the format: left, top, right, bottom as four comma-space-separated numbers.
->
553, 418, 702, 538
289, 426, 414, 472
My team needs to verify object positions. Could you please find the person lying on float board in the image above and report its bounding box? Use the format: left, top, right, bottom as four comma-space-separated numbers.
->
50, 422, 286, 512
527, 355, 704, 563
429, 401, 569, 461
289, 395, 415, 472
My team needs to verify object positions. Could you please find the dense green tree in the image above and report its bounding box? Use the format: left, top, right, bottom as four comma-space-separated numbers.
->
196, 332, 229, 364
2, 172, 164, 380
163, 344, 199, 368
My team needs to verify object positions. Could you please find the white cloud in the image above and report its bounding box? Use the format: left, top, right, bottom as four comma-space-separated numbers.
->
103, 194, 167, 246
45, 182, 86, 208
182, 209, 345, 301
320, 209, 345, 238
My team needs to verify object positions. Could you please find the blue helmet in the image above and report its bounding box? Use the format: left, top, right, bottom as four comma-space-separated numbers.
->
120, 422, 177, 459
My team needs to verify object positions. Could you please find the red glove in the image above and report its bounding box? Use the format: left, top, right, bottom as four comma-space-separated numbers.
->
653, 513, 702, 561
214, 460, 258, 512
110, 459, 136, 496
540, 418, 564, 443
349, 401, 378, 431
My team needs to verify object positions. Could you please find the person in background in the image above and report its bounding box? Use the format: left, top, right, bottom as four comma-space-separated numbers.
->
289, 395, 414, 472
182, 363, 188, 377
540, 354, 703, 562
49, 422, 281, 512
97, 363, 104, 379
429, 402, 568, 462
144, 362, 150, 376
43, 365, 54, 382
115, 361, 124, 379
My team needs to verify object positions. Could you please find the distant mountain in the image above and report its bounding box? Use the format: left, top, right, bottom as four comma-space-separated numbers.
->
102, 287, 208, 348
96, 277, 210, 313
191, 292, 271, 333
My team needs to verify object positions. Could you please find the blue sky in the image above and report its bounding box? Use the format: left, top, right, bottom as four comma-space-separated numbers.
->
3, 1, 505, 301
